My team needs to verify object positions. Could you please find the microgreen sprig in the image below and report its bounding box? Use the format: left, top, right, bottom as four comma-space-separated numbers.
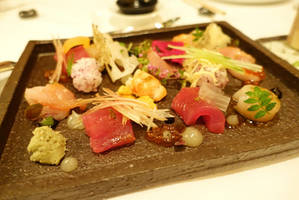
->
66, 54, 74, 76
163, 45, 263, 73
244, 86, 277, 119
128, 40, 151, 66
192, 28, 203, 42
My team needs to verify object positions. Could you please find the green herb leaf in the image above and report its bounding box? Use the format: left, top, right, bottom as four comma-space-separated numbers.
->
261, 97, 271, 106
40, 116, 55, 127
266, 102, 276, 111
178, 69, 185, 77
244, 98, 258, 104
130, 40, 152, 57
119, 42, 126, 47
161, 78, 167, 85
254, 86, 262, 96
248, 104, 261, 111
192, 28, 203, 42
254, 110, 266, 119
137, 57, 149, 66
245, 91, 255, 97
259, 91, 270, 100
293, 61, 299, 69
66, 54, 74, 76
141, 65, 148, 72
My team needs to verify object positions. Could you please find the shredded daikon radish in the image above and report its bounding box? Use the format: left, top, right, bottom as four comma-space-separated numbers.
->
75, 88, 172, 130
49, 39, 65, 83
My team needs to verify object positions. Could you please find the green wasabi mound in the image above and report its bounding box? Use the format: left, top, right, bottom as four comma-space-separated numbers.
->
27, 126, 66, 165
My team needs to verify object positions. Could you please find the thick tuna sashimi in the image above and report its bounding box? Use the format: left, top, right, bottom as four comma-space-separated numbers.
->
82, 107, 135, 153
171, 87, 225, 133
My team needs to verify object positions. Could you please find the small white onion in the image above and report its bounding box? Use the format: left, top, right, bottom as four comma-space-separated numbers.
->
226, 114, 239, 126
67, 111, 85, 130
181, 127, 203, 147
60, 157, 78, 172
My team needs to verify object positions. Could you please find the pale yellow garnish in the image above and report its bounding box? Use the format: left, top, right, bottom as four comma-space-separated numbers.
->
62, 36, 90, 54
117, 85, 132, 96
137, 96, 157, 109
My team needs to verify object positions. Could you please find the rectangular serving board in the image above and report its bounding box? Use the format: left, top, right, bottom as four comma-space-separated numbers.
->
1, 21, 299, 199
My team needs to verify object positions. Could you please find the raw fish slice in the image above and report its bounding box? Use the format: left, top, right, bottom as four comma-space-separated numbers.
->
218, 46, 255, 63
82, 107, 135, 153
218, 46, 265, 83
171, 87, 225, 133
24, 83, 77, 120
25, 83, 76, 110
147, 48, 179, 79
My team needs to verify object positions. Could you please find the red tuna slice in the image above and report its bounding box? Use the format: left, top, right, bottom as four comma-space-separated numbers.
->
82, 107, 135, 153
54, 45, 90, 75
152, 40, 185, 65
171, 87, 225, 134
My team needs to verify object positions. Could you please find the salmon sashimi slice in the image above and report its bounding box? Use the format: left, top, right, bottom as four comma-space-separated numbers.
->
171, 87, 225, 134
24, 83, 77, 120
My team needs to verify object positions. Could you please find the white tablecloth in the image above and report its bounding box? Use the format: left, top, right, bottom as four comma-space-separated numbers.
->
0, 0, 298, 199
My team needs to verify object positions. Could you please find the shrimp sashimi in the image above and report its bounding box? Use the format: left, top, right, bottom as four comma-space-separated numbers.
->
219, 46, 265, 83
24, 83, 78, 120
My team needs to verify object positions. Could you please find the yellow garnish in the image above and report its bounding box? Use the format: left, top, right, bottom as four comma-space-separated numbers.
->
117, 85, 132, 95
137, 96, 157, 109
63, 36, 90, 54
121, 95, 135, 99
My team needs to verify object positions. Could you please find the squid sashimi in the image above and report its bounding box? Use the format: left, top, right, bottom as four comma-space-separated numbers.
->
24, 83, 78, 120
82, 107, 135, 153
218, 46, 265, 83
171, 87, 225, 134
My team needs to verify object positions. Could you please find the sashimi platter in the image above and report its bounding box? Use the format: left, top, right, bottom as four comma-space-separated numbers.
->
1, 22, 299, 199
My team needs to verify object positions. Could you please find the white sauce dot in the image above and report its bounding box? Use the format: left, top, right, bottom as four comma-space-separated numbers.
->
61, 157, 78, 172
182, 127, 203, 147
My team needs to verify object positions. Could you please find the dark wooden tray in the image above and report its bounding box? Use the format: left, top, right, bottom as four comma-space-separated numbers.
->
256, 35, 299, 79
1, 21, 299, 200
